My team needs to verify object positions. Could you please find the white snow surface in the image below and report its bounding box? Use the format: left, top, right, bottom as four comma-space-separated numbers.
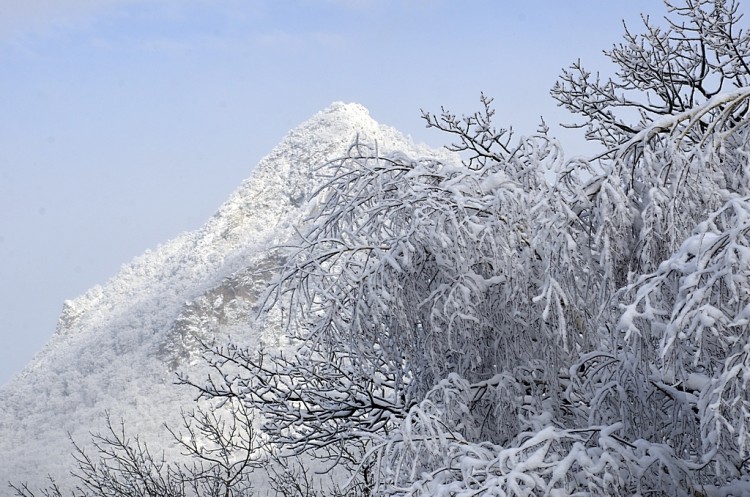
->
0, 102, 457, 491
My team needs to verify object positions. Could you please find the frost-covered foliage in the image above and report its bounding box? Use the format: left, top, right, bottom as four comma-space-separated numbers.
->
188, 2, 750, 495
13, 1, 750, 496
182, 89, 750, 495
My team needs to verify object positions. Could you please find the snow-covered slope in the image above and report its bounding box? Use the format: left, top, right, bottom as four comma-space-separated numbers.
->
0, 103, 456, 490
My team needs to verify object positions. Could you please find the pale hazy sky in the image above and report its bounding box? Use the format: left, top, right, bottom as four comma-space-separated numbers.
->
0, 0, 670, 386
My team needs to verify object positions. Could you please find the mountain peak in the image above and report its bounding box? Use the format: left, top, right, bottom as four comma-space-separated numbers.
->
0, 104, 456, 489
324, 100, 371, 115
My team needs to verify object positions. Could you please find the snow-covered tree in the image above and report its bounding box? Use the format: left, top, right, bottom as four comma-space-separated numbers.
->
552, 0, 750, 148
11, 401, 263, 497
214, 2, 750, 494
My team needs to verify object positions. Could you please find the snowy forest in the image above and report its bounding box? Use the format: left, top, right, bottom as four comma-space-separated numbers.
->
12, 0, 750, 495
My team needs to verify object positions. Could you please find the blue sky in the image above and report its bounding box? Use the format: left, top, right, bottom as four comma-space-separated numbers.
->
0, 0, 669, 386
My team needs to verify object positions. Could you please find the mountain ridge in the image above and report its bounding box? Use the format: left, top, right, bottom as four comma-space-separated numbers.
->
0, 102, 456, 490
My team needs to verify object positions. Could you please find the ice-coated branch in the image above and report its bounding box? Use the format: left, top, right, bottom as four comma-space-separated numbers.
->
552, 0, 750, 148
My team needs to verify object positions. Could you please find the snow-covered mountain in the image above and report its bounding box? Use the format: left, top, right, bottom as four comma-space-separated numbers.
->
0, 103, 456, 491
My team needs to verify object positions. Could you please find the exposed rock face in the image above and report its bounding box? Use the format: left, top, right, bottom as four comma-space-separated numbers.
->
0, 103, 455, 489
